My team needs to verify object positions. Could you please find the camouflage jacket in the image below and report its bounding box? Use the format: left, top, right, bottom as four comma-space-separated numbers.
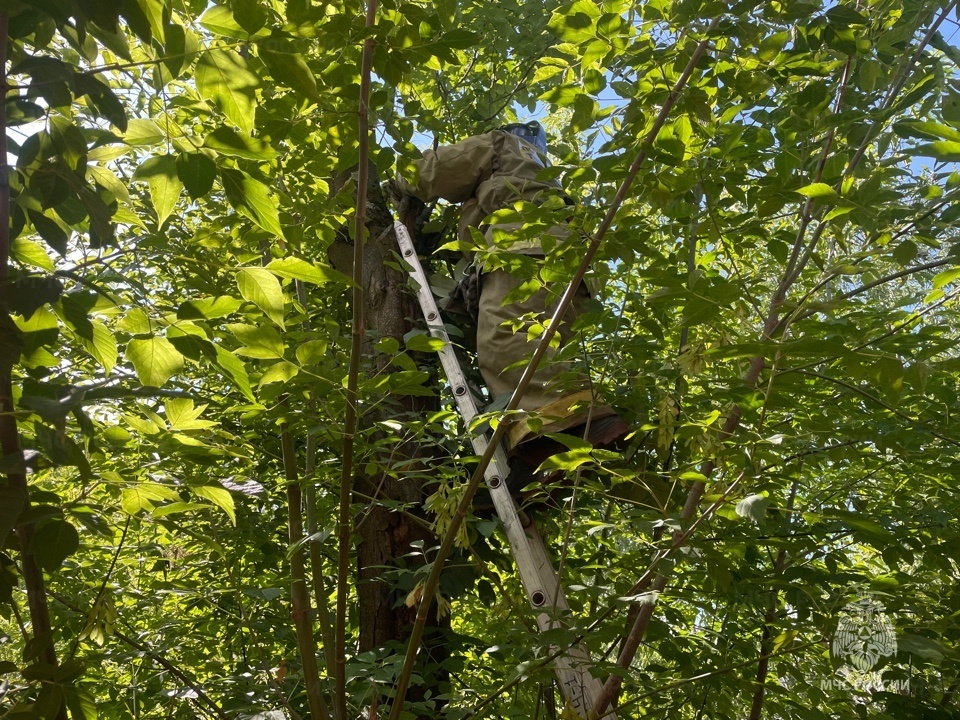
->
395, 129, 568, 254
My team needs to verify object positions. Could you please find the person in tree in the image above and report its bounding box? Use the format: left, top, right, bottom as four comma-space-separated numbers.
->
390, 121, 629, 494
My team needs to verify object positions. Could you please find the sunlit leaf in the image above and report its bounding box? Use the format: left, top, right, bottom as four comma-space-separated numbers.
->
203, 126, 277, 161
236, 267, 286, 328
125, 336, 185, 386
221, 168, 284, 237
196, 49, 259, 135
266, 256, 351, 285
133, 155, 183, 227
193, 485, 236, 525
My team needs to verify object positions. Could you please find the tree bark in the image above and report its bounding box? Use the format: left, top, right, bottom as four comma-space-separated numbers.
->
0, 14, 68, 720
329, 163, 448, 716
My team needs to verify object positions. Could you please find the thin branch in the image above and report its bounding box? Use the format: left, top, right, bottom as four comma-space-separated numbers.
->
297, 276, 337, 679
748, 478, 798, 720
780, 57, 853, 288
267, 241, 329, 718
786, 255, 952, 329
793, 369, 960, 448
337, 2, 379, 718
480, 45, 550, 122
282, 421, 332, 720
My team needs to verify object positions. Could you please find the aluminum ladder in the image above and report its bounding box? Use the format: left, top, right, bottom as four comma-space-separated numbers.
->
394, 221, 613, 719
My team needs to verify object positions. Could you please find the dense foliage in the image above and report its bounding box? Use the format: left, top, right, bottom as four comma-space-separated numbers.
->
2, 0, 960, 718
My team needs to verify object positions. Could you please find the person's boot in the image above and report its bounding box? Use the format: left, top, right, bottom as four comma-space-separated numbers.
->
564, 413, 630, 449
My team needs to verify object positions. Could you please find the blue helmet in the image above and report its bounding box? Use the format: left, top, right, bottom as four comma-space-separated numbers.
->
502, 121, 547, 155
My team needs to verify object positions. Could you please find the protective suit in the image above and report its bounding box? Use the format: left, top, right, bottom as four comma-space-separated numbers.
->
395, 128, 626, 457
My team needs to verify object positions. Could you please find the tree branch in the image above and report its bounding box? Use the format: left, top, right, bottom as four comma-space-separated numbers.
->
748, 479, 798, 720
337, 2, 379, 718
283, 421, 332, 720
0, 17, 68, 720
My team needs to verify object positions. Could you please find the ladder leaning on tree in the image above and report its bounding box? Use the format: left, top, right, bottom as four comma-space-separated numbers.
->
394, 221, 615, 719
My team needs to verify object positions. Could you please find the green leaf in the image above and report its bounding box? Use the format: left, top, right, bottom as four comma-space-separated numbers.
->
176, 152, 217, 199
547, 2, 598, 43
88, 165, 131, 203
897, 634, 945, 661
433, 28, 478, 49
78, 319, 118, 373
151, 502, 214, 517
177, 296, 243, 320
0, 484, 27, 550
63, 686, 97, 720
538, 84, 581, 107
539, 447, 594, 471
30, 518, 80, 571
375, 337, 399, 354
215, 345, 255, 401
0, 275, 63, 320
7, 98, 44, 126
136, 0, 165, 44
227, 322, 285, 358
193, 485, 236, 525
260, 49, 321, 103
11, 238, 54, 271
571, 93, 598, 132
892, 119, 960, 143
196, 49, 259, 135
133, 155, 182, 227
74, 74, 127, 132
295, 339, 328, 365
233, 0, 268, 34
121, 482, 180, 515
258, 360, 299, 387
167, 332, 217, 362
933, 267, 960, 289
405, 333, 446, 352
123, 118, 165, 145
125, 336, 185, 386
236, 268, 286, 328
199, 5, 249, 38
165, 398, 215, 430
203, 126, 277, 160
735, 494, 770, 524
907, 140, 960, 162
162, 22, 199, 79
266, 256, 350, 285
28, 210, 69, 255
435, 0, 457, 29
221, 168, 284, 237
795, 183, 838, 198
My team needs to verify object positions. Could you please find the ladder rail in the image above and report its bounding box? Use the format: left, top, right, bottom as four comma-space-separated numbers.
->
394, 222, 613, 719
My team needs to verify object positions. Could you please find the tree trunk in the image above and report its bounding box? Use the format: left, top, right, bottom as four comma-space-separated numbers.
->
329, 163, 448, 715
